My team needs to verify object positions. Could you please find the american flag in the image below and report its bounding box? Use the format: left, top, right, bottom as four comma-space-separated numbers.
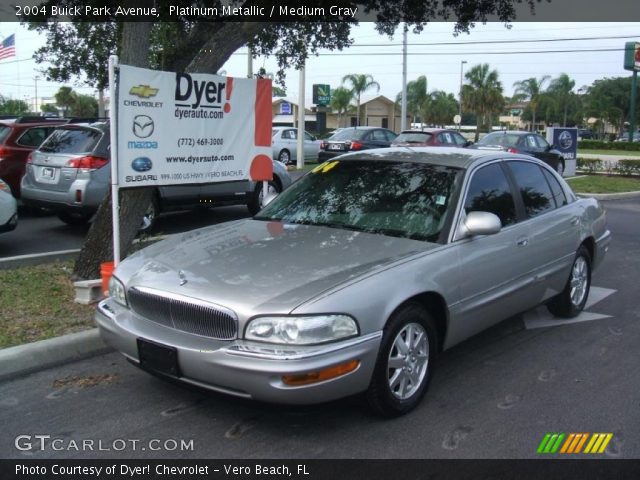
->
0, 34, 16, 60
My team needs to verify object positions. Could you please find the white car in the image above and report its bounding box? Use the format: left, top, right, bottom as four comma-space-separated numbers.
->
272, 127, 321, 164
0, 179, 17, 233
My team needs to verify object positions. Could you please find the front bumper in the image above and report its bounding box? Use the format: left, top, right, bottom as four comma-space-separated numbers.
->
96, 298, 382, 404
0, 212, 17, 233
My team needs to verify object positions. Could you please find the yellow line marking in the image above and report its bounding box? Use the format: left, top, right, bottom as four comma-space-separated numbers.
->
597, 434, 613, 454
584, 434, 598, 453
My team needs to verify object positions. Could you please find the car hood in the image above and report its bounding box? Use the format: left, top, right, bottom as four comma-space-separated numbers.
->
119, 219, 437, 316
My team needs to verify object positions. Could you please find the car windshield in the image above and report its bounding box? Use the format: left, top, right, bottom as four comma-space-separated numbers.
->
255, 159, 461, 243
394, 132, 433, 143
478, 133, 520, 147
39, 128, 102, 154
330, 128, 370, 141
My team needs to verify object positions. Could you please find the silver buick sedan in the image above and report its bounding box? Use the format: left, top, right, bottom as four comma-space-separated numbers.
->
96, 148, 611, 416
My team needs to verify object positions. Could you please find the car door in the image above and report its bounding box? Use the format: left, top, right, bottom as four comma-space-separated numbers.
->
303, 131, 319, 160
368, 129, 390, 148
504, 160, 580, 300
446, 161, 535, 347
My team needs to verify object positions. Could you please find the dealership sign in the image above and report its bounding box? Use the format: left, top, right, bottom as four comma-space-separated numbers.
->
116, 64, 273, 187
546, 127, 577, 177
312, 84, 331, 106
623, 42, 640, 72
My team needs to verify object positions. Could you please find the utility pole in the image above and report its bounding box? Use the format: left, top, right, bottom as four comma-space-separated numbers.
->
630, 70, 637, 142
297, 63, 305, 170
458, 61, 467, 131
34, 76, 40, 114
401, 25, 408, 131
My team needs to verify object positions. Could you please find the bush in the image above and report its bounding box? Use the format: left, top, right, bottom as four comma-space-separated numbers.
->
578, 140, 640, 151
577, 158, 603, 173
616, 159, 640, 176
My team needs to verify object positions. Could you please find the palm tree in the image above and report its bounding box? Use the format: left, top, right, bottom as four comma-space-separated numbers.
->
548, 73, 576, 127
513, 75, 550, 132
396, 75, 428, 125
462, 64, 504, 141
330, 87, 353, 128
342, 74, 380, 126
424, 91, 458, 127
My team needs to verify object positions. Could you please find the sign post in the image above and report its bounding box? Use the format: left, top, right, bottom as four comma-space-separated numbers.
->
108, 55, 121, 266
623, 41, 639, 142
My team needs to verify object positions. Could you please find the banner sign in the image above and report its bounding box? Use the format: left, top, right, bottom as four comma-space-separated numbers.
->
117, 65, 273, 187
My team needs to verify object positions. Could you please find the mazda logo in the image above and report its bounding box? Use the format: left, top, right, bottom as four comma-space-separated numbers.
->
133, 115, 154, 138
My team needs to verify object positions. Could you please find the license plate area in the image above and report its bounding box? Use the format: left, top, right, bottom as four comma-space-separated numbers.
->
328, 144, 344, 151
37, 166, 59, 184
137, 338, 180, 377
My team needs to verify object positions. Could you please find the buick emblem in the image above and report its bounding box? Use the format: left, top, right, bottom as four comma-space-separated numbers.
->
178, 270, 188, 286
133, 115, 154, 138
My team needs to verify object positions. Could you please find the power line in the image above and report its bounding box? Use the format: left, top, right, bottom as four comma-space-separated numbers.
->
313, 47, 625, 56
348, 34, 640, 47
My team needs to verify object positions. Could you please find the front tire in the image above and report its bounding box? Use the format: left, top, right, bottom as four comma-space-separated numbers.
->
547, 245, 591, 318
278, 149, 291, 165
366, 302, 438, 417
247, 179, 281, 215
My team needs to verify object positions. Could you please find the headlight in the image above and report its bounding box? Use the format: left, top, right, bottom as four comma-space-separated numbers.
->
108, 276, 128, 307
245, 314, 358, 345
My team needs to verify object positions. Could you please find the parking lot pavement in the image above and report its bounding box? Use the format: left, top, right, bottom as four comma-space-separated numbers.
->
0, 198, 637, 459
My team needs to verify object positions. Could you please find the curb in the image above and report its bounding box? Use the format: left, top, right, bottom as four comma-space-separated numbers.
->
576, 191, 640, 200
0, 328, 112, 381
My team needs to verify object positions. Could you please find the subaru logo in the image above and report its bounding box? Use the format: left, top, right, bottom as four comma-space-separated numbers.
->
131, 157, 153, 172
558, 131, 573, 150
133, 115, 154, 138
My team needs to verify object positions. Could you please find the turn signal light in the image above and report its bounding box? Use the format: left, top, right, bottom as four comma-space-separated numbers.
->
282, 359, 360, 386
66, 156, 108, 170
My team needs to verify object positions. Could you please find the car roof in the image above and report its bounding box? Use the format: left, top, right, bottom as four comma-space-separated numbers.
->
333, 146, 524, 169
399, 128, 452, 134
485, 130, 534, 136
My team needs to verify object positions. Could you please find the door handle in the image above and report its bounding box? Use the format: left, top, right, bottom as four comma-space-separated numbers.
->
517, 237, 529, 247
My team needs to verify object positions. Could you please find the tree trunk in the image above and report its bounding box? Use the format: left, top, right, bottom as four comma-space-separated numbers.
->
532, 109, 536, 133
72, 22, 266, 280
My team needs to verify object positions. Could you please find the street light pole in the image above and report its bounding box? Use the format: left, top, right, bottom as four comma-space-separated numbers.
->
458, 61, 466, 131
401, 25, 408, 131
34, 76, 40, 114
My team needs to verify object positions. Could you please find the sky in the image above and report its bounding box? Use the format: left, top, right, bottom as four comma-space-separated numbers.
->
1, 21, 638, 107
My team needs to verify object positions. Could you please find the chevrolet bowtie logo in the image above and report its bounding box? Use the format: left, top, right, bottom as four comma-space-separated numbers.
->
129, 85, 159, 98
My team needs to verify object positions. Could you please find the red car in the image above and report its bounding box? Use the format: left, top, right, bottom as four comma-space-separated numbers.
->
0, 116, 68, 198
391, 129, 472, 148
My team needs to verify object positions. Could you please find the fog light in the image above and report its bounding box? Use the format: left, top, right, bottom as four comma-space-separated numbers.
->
282, 359, 359, 386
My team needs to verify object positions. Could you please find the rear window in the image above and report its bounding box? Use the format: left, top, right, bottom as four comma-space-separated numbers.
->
0, 126, 11, 143
478, 133, 520, 147
39, 128, 102, 154
330, 128, 370, 141
395, 132, 433, 143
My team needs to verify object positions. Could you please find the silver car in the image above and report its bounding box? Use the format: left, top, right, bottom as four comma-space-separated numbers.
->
0, 179, 17, 233
96, 148, 611, 416
272, 127, 321, 164
21, 122, 292, 228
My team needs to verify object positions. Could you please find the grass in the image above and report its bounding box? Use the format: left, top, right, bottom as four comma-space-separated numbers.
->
0, 261, 96, 349
566, 175, 640, 193
578, 149, 640, 157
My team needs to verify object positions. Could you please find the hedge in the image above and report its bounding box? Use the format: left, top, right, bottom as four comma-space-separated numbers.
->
578, 139, 640, 151
577, 157, 640, 176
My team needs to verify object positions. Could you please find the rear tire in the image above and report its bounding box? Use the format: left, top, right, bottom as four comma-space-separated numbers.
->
366, 302, 437, 417
57, 211, 92, 226
247, 180, 281, 215
547, 245, 591, 318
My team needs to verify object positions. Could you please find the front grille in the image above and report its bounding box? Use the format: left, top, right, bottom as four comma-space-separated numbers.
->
128, 287, 237, 340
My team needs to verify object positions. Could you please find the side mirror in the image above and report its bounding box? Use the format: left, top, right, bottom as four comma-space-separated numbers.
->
464, 140, 473, 147
262, 191, 278, 208
459, 211, 502, 238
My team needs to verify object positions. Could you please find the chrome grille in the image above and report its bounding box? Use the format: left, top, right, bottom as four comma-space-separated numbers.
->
128, 287, 237, 339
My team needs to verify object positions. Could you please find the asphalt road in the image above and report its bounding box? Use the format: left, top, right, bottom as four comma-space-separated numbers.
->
0, 198, 637, 460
